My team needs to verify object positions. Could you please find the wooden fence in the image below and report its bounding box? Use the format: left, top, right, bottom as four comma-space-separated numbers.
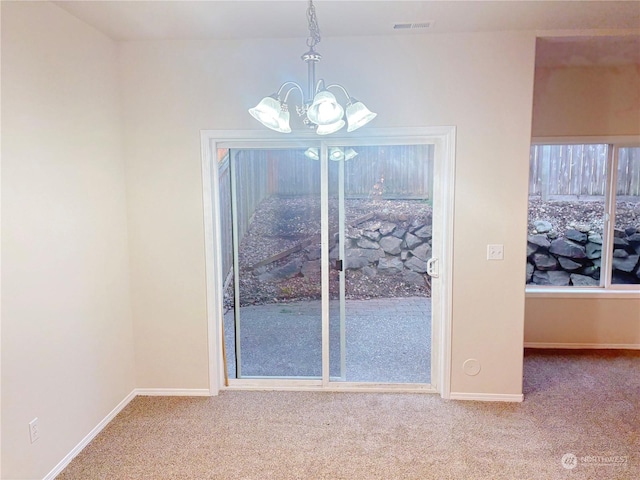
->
529, 145, 640, 199
271, 145, 434, 198
217, 150, 270, 277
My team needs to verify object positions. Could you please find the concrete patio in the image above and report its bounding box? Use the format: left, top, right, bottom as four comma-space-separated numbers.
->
224, 296, 431, 384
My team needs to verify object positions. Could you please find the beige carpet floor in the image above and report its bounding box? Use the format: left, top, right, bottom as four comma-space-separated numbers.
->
58, 350, 639, 479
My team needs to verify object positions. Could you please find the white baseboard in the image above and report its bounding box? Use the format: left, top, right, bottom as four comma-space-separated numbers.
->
42, 388, 212, 479
135, 388, 211, 396
43, 389, 137, 480
449, 392, 524, 403
524, 342, 640, 350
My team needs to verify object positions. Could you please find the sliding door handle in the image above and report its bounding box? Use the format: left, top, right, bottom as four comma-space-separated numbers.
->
426, 257, 439, 278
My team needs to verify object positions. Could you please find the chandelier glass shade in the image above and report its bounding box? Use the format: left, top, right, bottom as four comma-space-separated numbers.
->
306, 91, 344, 126
304, 147, 358, 161
248, 0, 376, 135
248, 96, 292, 133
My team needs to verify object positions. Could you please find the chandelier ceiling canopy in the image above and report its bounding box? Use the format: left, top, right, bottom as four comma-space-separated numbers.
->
249, 0, 376, 135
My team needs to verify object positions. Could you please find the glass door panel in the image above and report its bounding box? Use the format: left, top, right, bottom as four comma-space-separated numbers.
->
218, 141, 436, 385
328, 145, 434, 383
611, 146, 640, 285
221, 148, 323, 378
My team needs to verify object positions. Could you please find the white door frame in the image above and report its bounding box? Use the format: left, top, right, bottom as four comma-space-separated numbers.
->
200, 127, 455, 398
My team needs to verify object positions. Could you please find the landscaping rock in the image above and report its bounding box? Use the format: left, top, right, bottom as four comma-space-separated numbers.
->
528, 234, 551, 248
357, 238, 379, 249
548, 270, 571, 286
379, 222, 396, 235
549, 238, 586, 259
533, 253, 558, 270
345, 248, 382, 269
565, 229, 587, 244
580, 265, 599, 278
586, 242, 602, 259
570, 274, 599, 286
345, 228, 362, 240
414, 225, 432, 239
362, 230, 381, 241
392, 227, 407, 239
405, 256, 428, 273
627, 233, 640, 244
377, 257, 404, 275
614, 237, 630, 248
534, 220, 552, 233
362, 221, 382, 231
411, 243, 432, 261
404, 232, 422, 250
379, 236, 403, 255
612, 254, 639, 273
527, 243, 538, 257
526, 262, 534, 282
613, 249, 629, 258
558, 256, 582, 271
532, 271, 552, 285
409, 219, 425, 233
588, 233, 603, 244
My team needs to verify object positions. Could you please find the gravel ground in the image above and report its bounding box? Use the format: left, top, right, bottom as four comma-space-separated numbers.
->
528, 198, 640, 236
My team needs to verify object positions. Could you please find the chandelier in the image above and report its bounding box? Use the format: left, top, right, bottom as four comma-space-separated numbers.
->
249, 0, 377, 135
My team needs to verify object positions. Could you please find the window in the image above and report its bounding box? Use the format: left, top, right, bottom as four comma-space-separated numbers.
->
526, 142, 640, 289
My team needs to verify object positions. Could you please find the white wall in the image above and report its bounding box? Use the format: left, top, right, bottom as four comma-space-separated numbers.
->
527, 62, 640, 347
120, 31, 536, 396
532, 64, 640, 137
1, 3, 135, 479
525, 297, 640, 346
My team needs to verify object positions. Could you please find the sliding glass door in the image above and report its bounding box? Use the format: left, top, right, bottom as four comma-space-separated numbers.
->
220, 147, 322, 378
328, 144, 434, 383
216, 137, 440, 387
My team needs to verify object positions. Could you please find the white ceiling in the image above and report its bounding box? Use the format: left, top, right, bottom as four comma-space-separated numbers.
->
54, 0, 640, 67
55, 1, 640, 41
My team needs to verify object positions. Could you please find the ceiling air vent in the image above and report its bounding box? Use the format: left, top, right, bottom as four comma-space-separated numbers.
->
393, 22, 433, 30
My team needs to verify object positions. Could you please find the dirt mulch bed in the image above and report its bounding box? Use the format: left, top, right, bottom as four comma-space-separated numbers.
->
227, 196, 432, 307
528, 198, 640, 236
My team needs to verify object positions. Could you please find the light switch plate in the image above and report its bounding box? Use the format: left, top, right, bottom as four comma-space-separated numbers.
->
487, 244, 504, 260
29, 418, 40, 443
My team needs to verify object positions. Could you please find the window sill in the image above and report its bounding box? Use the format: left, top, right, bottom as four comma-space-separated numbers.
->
526, 287, 640, 299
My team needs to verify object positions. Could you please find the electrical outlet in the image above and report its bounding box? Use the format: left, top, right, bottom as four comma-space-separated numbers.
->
487, 244, 504, 260
29, 418, 40, 443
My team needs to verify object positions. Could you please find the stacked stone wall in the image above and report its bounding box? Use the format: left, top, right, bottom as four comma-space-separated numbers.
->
527, 220, 640, 286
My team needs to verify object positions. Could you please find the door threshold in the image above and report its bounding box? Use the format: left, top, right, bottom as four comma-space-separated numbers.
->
224, 379, 437, 393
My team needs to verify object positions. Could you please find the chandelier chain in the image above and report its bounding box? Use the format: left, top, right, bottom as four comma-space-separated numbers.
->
306, 0, 321, 49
